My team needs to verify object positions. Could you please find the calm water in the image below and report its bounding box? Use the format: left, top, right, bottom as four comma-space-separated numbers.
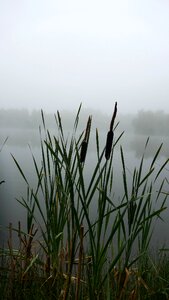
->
0, 128, 169, 248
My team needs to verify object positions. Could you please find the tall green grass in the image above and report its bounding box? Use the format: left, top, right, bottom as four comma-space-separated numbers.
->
1, 104, 169, 299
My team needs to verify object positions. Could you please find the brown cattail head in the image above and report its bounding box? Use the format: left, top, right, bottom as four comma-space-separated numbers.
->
105, 131, 114, 160
105, 102, 117, 160
80, 140, 88, 163
80, 115, 92, 163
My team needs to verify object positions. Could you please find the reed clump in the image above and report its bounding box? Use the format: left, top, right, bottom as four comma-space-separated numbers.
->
1, 103, 169, 299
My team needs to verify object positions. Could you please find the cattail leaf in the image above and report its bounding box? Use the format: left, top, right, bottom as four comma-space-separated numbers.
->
105, 131, 114, 160
11, 154, 29, 185
136, 155, 144, 189
0, 136, 8, 152
150, 143, 163, 170
56, 110, 64, 138
85, 148, 105, 201
41, 109, 46, 129
128, 201, 137, 231
74, 103, 82, 131
120, 146, 128, 200
145, 136, 150, 148
96, 128, 100, 159
154, 157, 169, 182
138, 167, 154, 187
113, 131, 124, 147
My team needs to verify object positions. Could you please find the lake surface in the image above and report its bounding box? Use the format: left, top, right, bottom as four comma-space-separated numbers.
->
0, 128, 169, 249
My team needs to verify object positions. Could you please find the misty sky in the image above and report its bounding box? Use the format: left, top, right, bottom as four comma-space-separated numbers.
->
0, 0, 169, 114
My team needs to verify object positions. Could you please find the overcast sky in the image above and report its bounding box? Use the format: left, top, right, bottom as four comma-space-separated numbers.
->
0, 0, 169, 114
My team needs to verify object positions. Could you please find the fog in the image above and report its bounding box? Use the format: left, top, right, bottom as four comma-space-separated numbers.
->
0, 0, 169, 114
1, 1, 169, 247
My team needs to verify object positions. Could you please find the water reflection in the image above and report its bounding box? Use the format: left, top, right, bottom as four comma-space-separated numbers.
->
130, 134, 169, 158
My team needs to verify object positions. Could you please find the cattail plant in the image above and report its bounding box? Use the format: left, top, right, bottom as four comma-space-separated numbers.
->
3, 104, 169, 300
80, 115, 92, 163
105, 102, 117, 160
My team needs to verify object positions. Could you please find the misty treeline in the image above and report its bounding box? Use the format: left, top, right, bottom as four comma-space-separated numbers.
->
0, 109, 53, 129
0, 108, 168, 136
0, 108, 133, 132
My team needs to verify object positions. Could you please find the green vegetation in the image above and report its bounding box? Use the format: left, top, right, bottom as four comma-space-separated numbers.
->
1, 104, 169, 299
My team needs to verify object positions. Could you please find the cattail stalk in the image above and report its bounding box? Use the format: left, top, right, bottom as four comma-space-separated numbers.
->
80, 115, 92, 163
105, 102, 117, 160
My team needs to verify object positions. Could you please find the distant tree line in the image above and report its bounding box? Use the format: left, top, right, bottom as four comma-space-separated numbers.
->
2, 108, 167, 136
133, 110, 169, 136
0, 109, 70, 129
0, 109, 55, 129
0, 108, 134, 132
